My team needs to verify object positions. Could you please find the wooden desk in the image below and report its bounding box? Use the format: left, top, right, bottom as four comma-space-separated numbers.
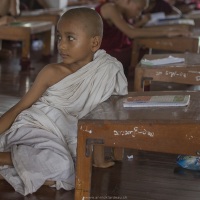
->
17, 9, 61, 26
75, 91, 200, 199
134, 53, 200, 91
17, 4, 98, 25
0, 21, 53, 69
129, 29, 200, 78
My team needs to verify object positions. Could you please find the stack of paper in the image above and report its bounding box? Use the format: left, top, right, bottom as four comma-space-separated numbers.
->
141, 56, 185, 66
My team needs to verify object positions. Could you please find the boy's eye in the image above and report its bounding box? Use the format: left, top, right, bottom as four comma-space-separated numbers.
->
68, 36, 75, 41
57, 35, 61, 41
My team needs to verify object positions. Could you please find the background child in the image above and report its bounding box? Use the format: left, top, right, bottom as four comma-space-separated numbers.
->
0, 7, 128, 195
95, 0, 190, 76
144, 0, 181, 15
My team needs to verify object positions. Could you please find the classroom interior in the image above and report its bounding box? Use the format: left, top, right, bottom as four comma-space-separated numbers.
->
1, 0, 200, 199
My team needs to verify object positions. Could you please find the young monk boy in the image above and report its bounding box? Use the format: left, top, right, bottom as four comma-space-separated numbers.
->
0, 7, 128, 195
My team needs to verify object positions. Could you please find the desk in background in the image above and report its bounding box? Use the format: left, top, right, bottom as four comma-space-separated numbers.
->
75, 91, 200, 199
17, 9, 61, 26
0, 21, 54, 70
134, 53, 200, 91
129, 27, 200, 78
17, 4, 98, 25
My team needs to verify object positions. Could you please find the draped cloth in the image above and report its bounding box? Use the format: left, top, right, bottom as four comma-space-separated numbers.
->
0, 50, 128, 195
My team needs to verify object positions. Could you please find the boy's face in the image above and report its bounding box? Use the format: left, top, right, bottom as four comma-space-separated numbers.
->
125, 1, 146, 19
57, 17, 95, 67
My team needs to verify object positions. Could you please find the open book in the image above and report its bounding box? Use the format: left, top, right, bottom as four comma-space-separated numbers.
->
123, 95, 190, 108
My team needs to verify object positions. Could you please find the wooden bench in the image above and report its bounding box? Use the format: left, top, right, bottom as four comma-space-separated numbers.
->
75, 91, 200, 200
0, 21, 54, 70
134, 53, 200, 91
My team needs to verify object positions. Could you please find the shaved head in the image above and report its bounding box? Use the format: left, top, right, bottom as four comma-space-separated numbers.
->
59, 7, 103, 38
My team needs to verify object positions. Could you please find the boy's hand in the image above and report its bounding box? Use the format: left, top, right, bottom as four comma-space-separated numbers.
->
140, 14, 151, 24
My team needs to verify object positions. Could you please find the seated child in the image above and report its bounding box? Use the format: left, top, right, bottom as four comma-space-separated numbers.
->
95, 0, 189, 76
0, 7, 128, 195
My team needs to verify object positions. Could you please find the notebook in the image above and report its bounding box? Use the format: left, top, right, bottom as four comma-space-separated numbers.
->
123, 95, 190, 108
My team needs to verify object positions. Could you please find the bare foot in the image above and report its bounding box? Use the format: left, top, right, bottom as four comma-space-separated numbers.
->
93, 146, 115, 168
44, 180, 55, 186
93, 160, 115, 168
112, 147, 124, 161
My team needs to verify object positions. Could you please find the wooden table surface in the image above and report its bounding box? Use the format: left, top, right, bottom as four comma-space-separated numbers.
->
75, 91, 200, 200
17, 9, 61, 26
134, 53, 200, 91
17, 4, 98, 25
129, 26, 200, 78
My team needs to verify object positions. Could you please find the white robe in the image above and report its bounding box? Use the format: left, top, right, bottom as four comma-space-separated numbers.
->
0, 49, 128, 195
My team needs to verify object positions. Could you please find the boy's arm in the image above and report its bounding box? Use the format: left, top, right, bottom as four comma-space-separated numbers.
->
9, 0, 20, 17
133, 14, 151, 28
0, 65, 55, 134
101, 4, 190, 38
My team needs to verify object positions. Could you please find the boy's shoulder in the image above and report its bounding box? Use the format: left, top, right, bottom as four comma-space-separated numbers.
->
39, 62, 71, 87
44, 62, 63, 71
102, 2, 117, 11
41, 63, 64, 77
101, 2, 119, 18
104, 2, 116, 8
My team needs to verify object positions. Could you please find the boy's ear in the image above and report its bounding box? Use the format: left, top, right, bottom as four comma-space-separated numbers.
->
90, 36, 102, 52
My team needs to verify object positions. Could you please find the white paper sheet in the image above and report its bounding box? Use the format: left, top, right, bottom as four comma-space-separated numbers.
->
141, 56, 185, 66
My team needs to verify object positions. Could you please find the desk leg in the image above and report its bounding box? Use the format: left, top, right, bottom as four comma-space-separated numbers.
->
21, 34, 31, 60
129, 40, 140, 79
134, 68, 144, 91
20, 34, 31, 70
75, 131, 92, 200
42, 30, 52, 57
